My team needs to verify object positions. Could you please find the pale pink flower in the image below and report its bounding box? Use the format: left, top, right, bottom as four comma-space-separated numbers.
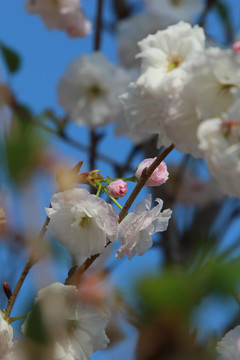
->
25, 0, 91, 38
107, 180, 128, 198
233, 41, 240, 53
135, 158, 169, 187
116, 194, 172, 260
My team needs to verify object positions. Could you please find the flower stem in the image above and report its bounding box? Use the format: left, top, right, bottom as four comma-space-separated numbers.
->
9, 314, 27, 323
103, 188, 123, 210
96, 184, 102, 197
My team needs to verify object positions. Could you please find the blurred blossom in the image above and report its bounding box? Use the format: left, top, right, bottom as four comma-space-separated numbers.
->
46, 188, 119, 258
135, 158, 169, 187
107, 180, 128, 198
58, 52, 132, 127
216, 325, 240, 360
25, 0, 91, 38
22, 282, 110, 360
165, 165, 223, 207
116, 194, 172, 260
115, 114, 153, 145
0, 311, 14, 358
233, 41, 240, 53
197, 117, 240, 198
117, 13, 171, 69
145, 0, 203, 23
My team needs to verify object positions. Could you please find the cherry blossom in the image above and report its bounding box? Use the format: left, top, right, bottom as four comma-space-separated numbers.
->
135, 158, 169, 187
216, 325, 240, 360
107, 180, 128, 198
22, 282, 110, 360
116, 194, 172, 260
45, 188, 119, 258
58, 52, 132, 127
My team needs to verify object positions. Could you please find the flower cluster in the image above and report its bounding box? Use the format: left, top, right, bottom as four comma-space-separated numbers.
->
121, 21, 240, 197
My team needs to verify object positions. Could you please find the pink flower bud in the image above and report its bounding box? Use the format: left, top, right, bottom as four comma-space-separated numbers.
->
233, 41, 240, 53
107, 179, 128, 198
135, 158, 169, 187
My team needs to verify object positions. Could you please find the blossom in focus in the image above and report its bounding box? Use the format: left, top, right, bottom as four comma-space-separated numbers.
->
116, 194, 172, 260
216, 325, 240, 360
136, 21, 205, 95
58, 52, 132, 127
145, 0, 203, 23
45, 188, 119, 258
159, 47, 240, 156
25, 0, 91, 38
107, 180, 128, 198
0, 311, 14, 358
22, 282, 110, 360
197, 116, 240, 198
135, 158, 169, 187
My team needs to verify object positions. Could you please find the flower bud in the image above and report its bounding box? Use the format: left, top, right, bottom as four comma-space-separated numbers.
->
135, 158, 169, 187
107, 180, 128, 198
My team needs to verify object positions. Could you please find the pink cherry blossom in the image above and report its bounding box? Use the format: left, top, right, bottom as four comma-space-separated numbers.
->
135, 158, 169, 186
107, 179, 128, 198
233, 41, 240, 53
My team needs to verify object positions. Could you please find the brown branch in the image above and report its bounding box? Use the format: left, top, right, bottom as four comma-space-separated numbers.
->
5, 215, 50, 317
66, 144, 175, 286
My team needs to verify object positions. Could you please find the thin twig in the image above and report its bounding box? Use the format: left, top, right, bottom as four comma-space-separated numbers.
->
5, 215, 50, 317
66, 144, 175, 286
89, 0, 104, 172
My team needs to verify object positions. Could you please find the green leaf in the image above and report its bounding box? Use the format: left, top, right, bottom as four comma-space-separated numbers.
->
0, 43, 21, 73
3, 105, 44, 183
24, 303, 49, 345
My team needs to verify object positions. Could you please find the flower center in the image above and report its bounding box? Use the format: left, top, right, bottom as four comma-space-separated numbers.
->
66, 320, 77, 338
167, 55, 182, 71
79, 214, 92, 228
87, 84, 103, 99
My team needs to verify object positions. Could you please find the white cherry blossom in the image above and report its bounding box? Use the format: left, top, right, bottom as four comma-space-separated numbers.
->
58, 52, 131, 127
120, 82, 171, 147
216, 325, 240, 360
46, 188, 119, 258
197, 117, 240, 198
136, 21, 205, 95
116, 194, 172, 260
25, 0, 91, 37
163, 47, 240, 156
0, 311, 14, 358
22, 282, 110, 360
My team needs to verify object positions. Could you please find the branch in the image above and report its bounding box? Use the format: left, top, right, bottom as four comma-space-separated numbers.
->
66, 144, 175, 286
5, 215, 50, 317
